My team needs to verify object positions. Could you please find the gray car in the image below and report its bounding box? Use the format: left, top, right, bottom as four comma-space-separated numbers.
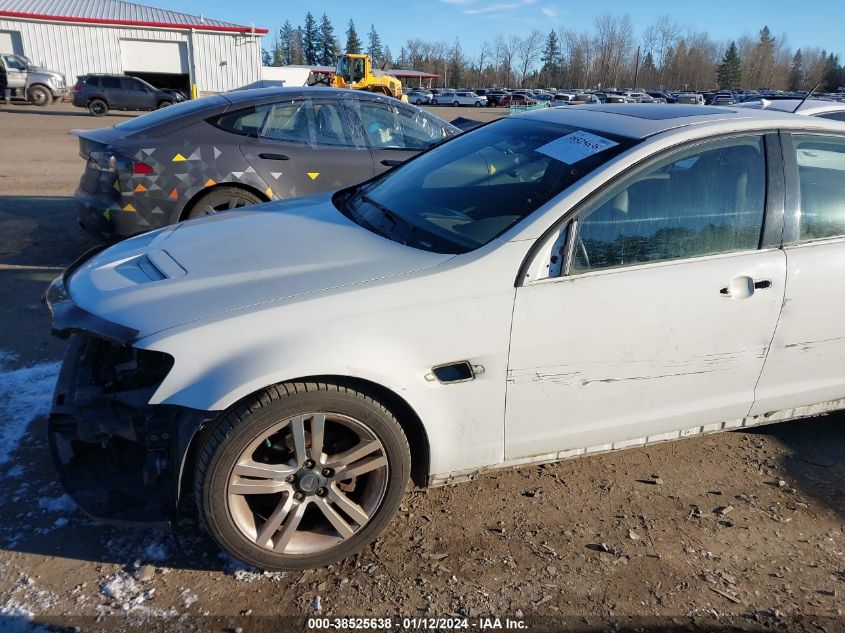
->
73, 88, 460, 240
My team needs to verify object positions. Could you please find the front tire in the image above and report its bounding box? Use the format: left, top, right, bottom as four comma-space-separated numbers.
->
28, 85, 52, 106
195, 382, 411, 570
452, 100, 459, 107
156, 100, 172, 109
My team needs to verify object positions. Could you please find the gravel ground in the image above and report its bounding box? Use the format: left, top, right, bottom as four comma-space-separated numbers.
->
0, 101, 843, 633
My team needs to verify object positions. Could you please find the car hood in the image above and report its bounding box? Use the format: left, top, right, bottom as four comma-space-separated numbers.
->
67, 194, 452, 337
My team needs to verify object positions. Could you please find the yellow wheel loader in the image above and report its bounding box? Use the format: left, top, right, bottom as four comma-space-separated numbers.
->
331, 53, 407, 102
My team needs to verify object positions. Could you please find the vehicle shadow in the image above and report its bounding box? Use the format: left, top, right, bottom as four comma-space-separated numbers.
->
0, 105, 135, 118
750, 411, 845, 521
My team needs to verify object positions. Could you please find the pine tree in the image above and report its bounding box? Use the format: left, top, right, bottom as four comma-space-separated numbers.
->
318, 13, 338, 66
301, 12, 319, 65
383, 45, 393, 69
367, 25, 383, 65
271, 34, 283, 66
261, 48, 272, 66
345, 20, 362, 54
541, 30, 560, 73
280, 20, 296, 66
789, 49, 804, 92
717, 41, 742, 89
824, 52, 843, 91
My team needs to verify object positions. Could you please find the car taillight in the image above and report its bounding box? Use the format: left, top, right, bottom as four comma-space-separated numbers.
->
133, 162, 155, 175
73, 83, 81, 92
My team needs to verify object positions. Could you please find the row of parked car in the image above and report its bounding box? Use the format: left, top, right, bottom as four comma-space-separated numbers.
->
46, 85, 845, 574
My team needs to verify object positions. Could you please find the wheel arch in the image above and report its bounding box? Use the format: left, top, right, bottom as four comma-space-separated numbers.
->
177, 182, 271, 223
177, 374, 431, 506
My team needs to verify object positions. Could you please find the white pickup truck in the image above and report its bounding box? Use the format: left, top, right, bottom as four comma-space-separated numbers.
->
0, 53, 67, 105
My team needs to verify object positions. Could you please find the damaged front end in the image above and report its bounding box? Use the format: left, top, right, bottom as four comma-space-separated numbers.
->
49, 334, 211, 526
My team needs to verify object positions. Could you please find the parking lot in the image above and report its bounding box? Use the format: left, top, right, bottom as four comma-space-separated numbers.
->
1, 101, 844, 632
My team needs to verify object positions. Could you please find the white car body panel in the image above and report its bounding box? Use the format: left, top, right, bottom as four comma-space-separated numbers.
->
752, 238, 845, 413
506, 250, 786, 459
62, 105, 845, 483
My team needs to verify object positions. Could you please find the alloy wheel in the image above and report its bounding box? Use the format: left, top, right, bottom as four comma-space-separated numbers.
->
226, 412, 389, 555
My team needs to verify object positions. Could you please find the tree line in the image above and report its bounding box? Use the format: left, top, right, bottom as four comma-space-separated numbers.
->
263, 13, 845, 92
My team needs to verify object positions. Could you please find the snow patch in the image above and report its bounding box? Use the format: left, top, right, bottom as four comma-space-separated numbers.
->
0, 353, 60, 465
37, 495, 76, 514
143, 542, 169, 562
218, 552, 287, 582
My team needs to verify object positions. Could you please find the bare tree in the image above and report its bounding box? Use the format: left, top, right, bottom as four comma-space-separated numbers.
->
516, 30, 544, 87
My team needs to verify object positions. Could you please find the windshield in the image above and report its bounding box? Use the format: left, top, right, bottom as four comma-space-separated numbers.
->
336, 56, 365, 83
114, 94, 227, 131
337, 117, 637, 254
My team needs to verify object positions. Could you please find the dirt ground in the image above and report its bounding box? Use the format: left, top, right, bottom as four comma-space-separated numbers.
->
0, 101, 843, 633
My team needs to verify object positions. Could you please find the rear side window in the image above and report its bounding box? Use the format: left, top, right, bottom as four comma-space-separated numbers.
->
793, 134, 845, 241
571, 136, 766, 274
84, 76, 99, 86
817, 111, 845, 123
263, 100, 314, 144
101, 76, 122, 90
213, 104, 271, 137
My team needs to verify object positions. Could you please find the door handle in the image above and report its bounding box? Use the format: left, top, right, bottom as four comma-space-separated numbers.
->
258, 153, 289, 161
380, 159, 403, 167
720, 276, 771, 298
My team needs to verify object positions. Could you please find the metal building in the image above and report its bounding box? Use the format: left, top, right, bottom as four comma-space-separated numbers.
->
0, 0, 268, 94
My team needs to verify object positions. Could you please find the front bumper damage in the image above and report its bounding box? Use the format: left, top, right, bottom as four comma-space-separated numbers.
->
48, 334, 213, 527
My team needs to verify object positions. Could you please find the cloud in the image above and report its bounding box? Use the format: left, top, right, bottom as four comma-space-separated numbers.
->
439, 0, 477, 4
463, 0, 536, 15
541, 6, 559, 19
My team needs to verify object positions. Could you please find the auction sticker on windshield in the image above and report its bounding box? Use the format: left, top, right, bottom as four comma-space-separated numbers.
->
535, 130, 619, 164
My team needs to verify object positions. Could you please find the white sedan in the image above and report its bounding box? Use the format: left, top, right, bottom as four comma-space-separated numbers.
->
433, 91, 487, 107
47, 104, 845, 570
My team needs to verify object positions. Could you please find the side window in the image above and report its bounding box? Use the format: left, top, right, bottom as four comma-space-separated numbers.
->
212, 104, 272, 136
123, 78, 146, 92
101, 76, 122, 90
358, 103, 402, 149
793, 134, 845, 241
311, 102, 354, 147
570, 136, 766, 274
263, 100, 315, 145
817, 111, 845, 123
3, 55, 25, 71
395, 107, 448, 149
85, 76, 100, 86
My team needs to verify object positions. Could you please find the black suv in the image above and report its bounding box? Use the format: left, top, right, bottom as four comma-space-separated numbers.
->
72, 74, 186, 116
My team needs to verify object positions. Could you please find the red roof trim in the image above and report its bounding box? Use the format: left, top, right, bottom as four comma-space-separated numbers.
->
0, 10, 269, 34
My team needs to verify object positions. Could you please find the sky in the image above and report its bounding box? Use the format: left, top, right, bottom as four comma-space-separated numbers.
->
172, 0, 844, 61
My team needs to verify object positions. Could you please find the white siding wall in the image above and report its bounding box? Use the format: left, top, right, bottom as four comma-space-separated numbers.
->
0, 17, 261, 93
192, 30, 261, 93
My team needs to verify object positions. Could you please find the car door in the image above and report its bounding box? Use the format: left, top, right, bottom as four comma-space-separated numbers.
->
351, 100, 452, 173
100, 75, 126, 108
239, 97, 375, 199
751, 132, 845, 415
122, 77, 155, 110
1, 54, 26, 89
505, 134, 787, 459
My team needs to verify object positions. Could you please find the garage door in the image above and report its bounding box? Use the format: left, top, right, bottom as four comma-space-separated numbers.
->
0, 30, 23, 55
120, 40, 188, 74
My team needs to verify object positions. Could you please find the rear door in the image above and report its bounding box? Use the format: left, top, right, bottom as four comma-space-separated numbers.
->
751, 132, 845, 415
239, 96, 375, 199
100, 75, 126, 108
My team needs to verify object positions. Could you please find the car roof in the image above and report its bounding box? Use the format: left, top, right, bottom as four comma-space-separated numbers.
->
734, 98, 845, 115
221, 87, 399, 106
518, 103, 845, 139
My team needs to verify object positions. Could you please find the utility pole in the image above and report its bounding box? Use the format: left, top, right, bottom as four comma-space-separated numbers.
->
633, 46, 641, 89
